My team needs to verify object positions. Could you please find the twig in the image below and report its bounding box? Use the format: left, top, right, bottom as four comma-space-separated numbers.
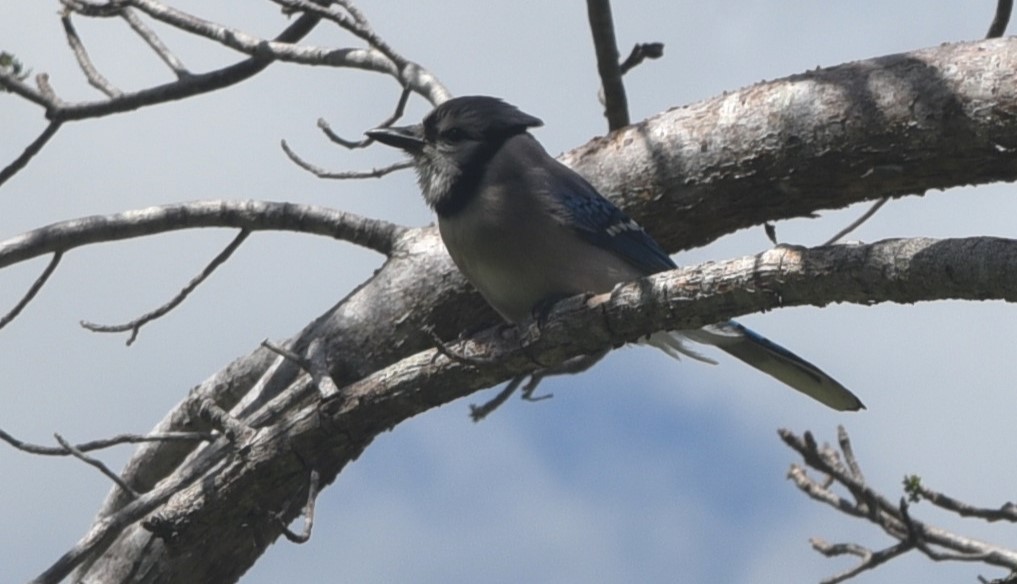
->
586, 0, 629, 130
54, 433, 140, 498
811, 538, 912, 584
120, 7, 191, 78
618, 42, 664, 75
281, 139, 413, 178
0, 120, 63, 188
317, 85, 411, 149
988, 0, 1014, 37
61, 13, 122, 97
267, 0, 409, 70
782, 427, 1017, 581
0, 251, 61, 330
909, 478, 1017, 522
822, 197, 888, 245
278, 469, 320, 543
261, 339, 310, 369
80, 229, 250, 345
0, 428, 212, 455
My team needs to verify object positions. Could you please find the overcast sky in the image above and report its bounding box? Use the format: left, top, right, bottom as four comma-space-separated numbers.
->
2, 1, 1015, 583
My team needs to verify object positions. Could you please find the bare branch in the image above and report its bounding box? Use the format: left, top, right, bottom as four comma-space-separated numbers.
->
811, 538, 913, 584
822, 197, 889, 245
261, 339, 310, 370
783, 427, 1017, 581
0, 69, 52, 108
618, 42, 664, 75
0, 251, 61, 330
278, 469, 320, 543
586, 0, 629, 130
988, 0, 1014, 37
120, 7, 191, 78
316, 86, 411, 149
61, 13, 122, 97
0, 120, 63, 188
16, 10, 324, 122
54, 434, 140, 498
0, 428, 211, 456
123, 0, 449, 105
281, 139, 413, 178
906, 476, 1017, 523
0, 200, 408, 268
80, 229, 251, 345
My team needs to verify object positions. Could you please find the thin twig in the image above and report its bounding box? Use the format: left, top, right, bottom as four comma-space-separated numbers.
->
120, 7, 191, 77
261, 339, 310, 370
281, 139, 413, 178
618, 42, 664, 75
278, 469, 320, 543
822, 197, 888, 245
317, 86, 411, 149
0, 428, 212, 455
782, 427, 1017, 581
0, 120, 63, 188
0, 251, 61, 330
914, 482, 1017, 523
80, 229, 251, 345
61, 13, 122, 97
54, 433, 140, 498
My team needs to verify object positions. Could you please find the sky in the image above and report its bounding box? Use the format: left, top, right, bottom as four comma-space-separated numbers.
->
2, 1, 1015, 583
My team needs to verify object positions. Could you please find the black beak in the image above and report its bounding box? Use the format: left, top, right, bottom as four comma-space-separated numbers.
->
365, 124, 425, 152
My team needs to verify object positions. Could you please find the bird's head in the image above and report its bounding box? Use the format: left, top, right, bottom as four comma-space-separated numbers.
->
367, 95, 543, 211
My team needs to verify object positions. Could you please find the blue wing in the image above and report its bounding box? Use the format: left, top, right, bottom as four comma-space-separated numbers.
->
544, 162, 676, 275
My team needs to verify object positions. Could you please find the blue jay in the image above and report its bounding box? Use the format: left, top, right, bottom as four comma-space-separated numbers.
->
367, 95, 863, 411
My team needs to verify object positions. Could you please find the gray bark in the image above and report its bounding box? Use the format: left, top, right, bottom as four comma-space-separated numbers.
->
59, 37, 1017, 584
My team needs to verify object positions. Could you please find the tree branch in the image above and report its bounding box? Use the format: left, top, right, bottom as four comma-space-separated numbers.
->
67, 236, 1017, 582
0, 120, 63, 188
0, 251, 61, 330
783, 427, 1017, 582
561, 37, 1017, 252
586, 0, 629, 129
0, 200, 408, 269
987, 0, 1013, 37
80, 229, 251, 345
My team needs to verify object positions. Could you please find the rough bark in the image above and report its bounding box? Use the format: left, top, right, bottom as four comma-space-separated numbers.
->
65, 37, 1017, 583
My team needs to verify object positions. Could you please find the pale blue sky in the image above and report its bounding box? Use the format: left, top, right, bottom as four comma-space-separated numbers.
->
2, 2, 1015, 583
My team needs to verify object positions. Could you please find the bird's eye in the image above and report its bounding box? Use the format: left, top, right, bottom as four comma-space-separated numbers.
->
442, 127, 467, 142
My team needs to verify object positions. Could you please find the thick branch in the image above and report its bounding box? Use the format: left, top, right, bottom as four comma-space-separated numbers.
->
69, 236, 1017, 583
562, 37, 1017, 252
61, 38, 1017, 584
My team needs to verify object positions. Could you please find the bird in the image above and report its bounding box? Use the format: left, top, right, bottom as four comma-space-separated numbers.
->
366, 95, 863, 411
